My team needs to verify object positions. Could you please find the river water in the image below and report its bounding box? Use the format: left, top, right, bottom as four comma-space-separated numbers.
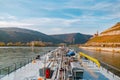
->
0, 47, 120, 76
74, 47, 120, 76
78, 48, 120, 69
0, 47, 55, 68
0, 47, 120, 69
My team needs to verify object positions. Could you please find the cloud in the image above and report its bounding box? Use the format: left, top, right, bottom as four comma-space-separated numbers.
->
0, 21, 33, 27
0, 17, 80, 32
0, 0, 119, 35
0, 15, 118, 35
65, 0, 120, 11
104, 12, 120, 20
0, 16, 6, 20
20, 18, 81, 27
0, 17, 74, 27
0, 14, 17, 20
0, 17, 85, 34
51, 28, 62, 31
8, 15, 16, 20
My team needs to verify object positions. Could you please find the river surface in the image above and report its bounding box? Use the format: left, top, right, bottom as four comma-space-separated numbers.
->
74, 47, 120, 70
0, 47, 120, 72
0, 47, 56, 68
1, 47, 117, 80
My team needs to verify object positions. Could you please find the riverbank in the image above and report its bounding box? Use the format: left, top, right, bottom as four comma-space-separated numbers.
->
79, 46, 120, 53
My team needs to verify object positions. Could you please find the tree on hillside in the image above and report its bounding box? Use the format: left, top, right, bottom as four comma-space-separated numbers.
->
0, 42, 5, 46
27, 41, 46, 47
7, 42, 14, 46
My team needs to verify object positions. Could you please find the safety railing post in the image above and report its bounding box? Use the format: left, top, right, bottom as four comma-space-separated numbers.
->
8, 67, 10, 74
14, 63, 16, 71
0, 69, 1, 77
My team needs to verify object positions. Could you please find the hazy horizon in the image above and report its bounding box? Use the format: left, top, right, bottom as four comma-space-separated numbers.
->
0, 0, 120, 35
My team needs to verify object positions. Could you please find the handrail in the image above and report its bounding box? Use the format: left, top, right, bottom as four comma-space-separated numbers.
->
79, 52, 100, 68
0, 57, 35, 79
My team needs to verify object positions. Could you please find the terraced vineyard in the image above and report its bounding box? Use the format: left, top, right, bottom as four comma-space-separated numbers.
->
86, 22, 120, 46
88, 35, 120, 43
101, 22, 120, 34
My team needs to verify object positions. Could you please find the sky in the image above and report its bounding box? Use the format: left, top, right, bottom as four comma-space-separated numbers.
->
0, 0, 120, 35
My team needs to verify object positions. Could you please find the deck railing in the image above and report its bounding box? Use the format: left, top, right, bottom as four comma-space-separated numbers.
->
99, 61, 120, 80
0, 57, 35, 79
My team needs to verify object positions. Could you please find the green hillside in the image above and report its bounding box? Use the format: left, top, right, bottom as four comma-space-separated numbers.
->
51, 33, 92, 44
0, 27, 63, 44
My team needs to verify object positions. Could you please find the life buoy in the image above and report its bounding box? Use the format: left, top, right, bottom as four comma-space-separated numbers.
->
38, 77, 43, 80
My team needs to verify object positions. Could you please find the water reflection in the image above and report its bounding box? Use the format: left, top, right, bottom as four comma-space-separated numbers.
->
78, 48, 120, 70
0, 47, 55, 68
